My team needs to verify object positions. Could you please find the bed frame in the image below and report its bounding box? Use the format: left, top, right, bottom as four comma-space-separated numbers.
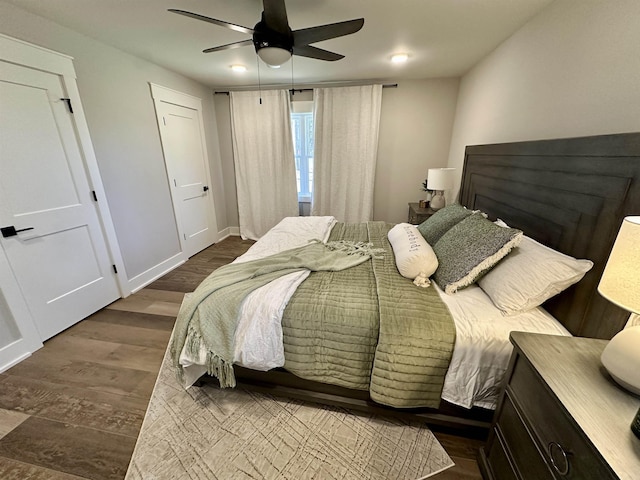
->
203, 132, 640, 436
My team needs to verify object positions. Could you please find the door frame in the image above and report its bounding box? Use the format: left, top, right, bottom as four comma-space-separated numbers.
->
149, 83, 219, 256
0, 34, 127, 370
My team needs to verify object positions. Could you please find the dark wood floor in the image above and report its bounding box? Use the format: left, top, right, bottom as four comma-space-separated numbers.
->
0, 236, 484, 479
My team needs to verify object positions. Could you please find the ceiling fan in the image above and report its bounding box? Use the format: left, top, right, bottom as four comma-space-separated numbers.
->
169, 0, 364, 68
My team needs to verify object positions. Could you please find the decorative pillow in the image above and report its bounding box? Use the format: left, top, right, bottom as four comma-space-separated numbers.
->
433, 214, 523, 294
478, 235, 594, 315
388, 223, 438, 286
417, 203, 474, 245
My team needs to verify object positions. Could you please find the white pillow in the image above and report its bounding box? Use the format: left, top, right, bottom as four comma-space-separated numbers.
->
388, 223, 438, 285
478, 235, 593, 315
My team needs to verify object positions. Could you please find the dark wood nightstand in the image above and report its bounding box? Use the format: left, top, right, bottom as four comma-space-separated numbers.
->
479, 332, 640, 480
408, 202, 436, 224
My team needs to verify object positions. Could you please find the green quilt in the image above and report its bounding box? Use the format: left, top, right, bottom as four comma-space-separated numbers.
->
282, 221, 456, 408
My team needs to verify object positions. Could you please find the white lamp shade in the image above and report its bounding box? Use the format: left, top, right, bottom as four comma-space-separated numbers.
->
427, 168, 455, 191
257, 47, 292, 67
598, 216, 640, 314
598, 216, 640, 395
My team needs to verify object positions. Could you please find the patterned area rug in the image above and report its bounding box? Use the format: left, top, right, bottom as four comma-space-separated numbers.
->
126, 343, 454, 479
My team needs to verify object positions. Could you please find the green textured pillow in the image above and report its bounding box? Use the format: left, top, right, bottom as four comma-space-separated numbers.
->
417, 204, 474, 245
433, 214, 523, 294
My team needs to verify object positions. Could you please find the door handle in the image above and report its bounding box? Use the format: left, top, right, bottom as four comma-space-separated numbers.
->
203, 186, 209, 192
1, 226, 35, 238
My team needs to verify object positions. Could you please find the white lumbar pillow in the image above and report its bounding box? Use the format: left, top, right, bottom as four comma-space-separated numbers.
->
388, 223, 438, 287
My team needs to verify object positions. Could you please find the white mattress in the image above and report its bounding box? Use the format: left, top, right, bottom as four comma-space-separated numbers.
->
180, 217, 571, 410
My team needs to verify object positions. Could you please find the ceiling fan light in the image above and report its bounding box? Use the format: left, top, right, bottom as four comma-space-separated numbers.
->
257, 47, 292, 67
391, 53, 409, 64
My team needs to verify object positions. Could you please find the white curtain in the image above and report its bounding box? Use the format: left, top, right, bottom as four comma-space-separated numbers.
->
311, 85, 383, 223
230, 90, 298, 240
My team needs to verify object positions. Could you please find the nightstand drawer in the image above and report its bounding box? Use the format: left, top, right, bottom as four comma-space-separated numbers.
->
496, 393, 554, 480
509, 356, 615, 480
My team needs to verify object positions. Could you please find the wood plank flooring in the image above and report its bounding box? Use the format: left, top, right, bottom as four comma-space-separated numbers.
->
0, 236, 484, 479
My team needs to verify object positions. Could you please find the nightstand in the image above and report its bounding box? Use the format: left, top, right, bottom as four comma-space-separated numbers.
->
408, 202, 435, 224
479, 332, 640, 480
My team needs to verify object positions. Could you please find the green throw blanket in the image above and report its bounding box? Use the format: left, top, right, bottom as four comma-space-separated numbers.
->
170, 240, 382, 388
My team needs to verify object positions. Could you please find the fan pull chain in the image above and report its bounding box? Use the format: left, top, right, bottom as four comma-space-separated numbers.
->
290, 55, 294, 95
256, 54, 262, 105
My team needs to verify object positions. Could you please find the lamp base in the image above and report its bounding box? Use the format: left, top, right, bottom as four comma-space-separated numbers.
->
601, 326, 640, 395
430, 191, 446, 211
632, 408, 640, 439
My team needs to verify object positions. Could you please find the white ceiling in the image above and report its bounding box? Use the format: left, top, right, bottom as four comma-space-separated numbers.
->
6, 0, 555, 89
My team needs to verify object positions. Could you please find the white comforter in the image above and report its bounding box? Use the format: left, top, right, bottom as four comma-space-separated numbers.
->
181, 216, 571, 410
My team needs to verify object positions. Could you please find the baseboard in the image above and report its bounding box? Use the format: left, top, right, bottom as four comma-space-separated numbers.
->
217, 226, 240, 241
126, 228, 239, 295
126, 252, 186, 295
0, 351, 32, 373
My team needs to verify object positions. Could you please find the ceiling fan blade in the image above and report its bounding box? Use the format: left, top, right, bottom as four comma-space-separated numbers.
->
168, 9, 254, 35
203, 39, 254, 53
293, 18, 364, 46
262, 0, 290, 35
293, 45, 344, 61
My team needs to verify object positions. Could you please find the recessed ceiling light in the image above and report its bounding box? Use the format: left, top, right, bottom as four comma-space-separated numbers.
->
231, 64, 247, 73
391, 53, 409, 64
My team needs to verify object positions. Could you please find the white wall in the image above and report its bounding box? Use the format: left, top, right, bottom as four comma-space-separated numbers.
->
215, 80, 460, 226
447, 0, 640, 196
214, 93, 239, 228
375, 79, 459, 223
0, 1, 229, 287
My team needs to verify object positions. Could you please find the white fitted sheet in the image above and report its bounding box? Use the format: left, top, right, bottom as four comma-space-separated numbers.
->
437, 283, 570, 410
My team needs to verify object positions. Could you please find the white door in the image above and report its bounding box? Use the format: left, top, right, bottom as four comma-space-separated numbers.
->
151, 85, 218, 258
0, 60, 120, 341
0, 248, 42, 371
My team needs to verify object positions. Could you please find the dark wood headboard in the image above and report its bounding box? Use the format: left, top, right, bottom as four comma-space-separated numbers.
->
459, 132, 640, 339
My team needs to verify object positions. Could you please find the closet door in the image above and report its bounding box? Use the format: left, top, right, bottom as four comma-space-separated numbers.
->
0, 59, 120, 341
151, 84, 218, 258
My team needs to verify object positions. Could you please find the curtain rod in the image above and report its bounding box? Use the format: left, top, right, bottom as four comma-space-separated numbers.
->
214, 83, 398, 95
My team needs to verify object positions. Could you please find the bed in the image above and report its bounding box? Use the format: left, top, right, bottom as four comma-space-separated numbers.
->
174, 132, 640, 435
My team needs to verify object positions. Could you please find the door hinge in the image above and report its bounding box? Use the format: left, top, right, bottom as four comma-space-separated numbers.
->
60, 98, 74, 113
92, 190, 98, 202
112, 264, 118, 274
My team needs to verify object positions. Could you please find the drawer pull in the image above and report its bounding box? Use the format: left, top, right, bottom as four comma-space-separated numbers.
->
548, 441, 570, 476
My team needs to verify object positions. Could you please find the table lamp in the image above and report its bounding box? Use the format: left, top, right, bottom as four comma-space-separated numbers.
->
597, 216, 640, 439
427, 168, 455, 211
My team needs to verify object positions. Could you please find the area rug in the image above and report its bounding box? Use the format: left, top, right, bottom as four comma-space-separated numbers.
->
125, 341, 454, 479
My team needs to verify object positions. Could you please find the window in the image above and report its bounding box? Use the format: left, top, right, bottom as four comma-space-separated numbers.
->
291, 101, 314, 202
